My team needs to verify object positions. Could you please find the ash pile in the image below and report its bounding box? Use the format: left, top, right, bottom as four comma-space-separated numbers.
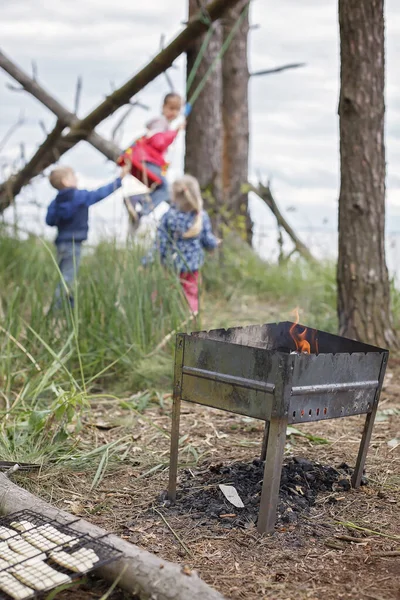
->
160, 457, 363, 529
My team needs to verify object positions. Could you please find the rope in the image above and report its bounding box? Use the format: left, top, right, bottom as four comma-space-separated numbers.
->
186, 25, 215, 94
187, 1, 250, 108
127, 2, 250, 226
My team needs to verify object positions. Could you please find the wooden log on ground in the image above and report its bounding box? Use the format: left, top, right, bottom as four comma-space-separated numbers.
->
0, 472, 225, 600
0, 0, 242, 211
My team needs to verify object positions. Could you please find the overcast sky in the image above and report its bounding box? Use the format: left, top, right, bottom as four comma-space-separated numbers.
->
1, 0, 400, 256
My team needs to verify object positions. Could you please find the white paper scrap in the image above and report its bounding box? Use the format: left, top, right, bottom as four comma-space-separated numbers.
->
218, 484, 244, 508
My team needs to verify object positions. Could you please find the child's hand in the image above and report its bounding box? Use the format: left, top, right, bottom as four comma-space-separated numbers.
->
120, 160, 131, 178
216, 238, 222, 246
178, 119, 186, 131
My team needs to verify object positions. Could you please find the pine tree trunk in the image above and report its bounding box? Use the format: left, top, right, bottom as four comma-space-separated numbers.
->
337, 0, 397, 348
222, 1, 251, 243
185, 0, 223, 228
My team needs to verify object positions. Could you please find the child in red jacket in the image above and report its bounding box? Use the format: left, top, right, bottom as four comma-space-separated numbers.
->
118, 93, 185, 223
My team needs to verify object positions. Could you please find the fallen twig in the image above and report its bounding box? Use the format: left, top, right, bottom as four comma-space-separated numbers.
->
153, 507, 193, 557
338, 521, 400, 541
335, 534, 372, 544
324, 539, 345, 550
370, 550, 400, 558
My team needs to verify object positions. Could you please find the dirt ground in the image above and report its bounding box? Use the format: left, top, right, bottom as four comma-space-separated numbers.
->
18, 358, 400, 600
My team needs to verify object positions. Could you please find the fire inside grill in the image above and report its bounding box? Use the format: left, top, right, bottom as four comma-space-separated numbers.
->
0, 510, 122, 599
167, 321, 388, 534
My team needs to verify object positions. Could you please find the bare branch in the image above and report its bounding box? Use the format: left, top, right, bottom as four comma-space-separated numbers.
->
19, 143, 26, 165
0, 121, 65, 211
31, 60, 38, 81
0, 0, 240, 209
38, 120, 47, 136
251, 63, 306, 77
163, 70, 175, 92
0, 48, 121, 161
243, 181, 315, 262
112, 99, 150, 141
5, 82, 24, 92
112, 105, 134, 141
74, 76, 83, 115
159, 34, 175, 91
130, 99, 150, 111
0, 111, 25, 153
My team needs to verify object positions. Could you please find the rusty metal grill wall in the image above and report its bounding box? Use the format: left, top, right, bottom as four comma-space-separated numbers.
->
182, 323, 386, 424
168, 321, 389, 534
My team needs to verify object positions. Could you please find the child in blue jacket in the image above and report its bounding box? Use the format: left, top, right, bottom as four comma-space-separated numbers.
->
46, 164, 130, 307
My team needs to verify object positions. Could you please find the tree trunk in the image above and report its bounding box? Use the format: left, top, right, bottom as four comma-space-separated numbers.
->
337, 0, 397, 348
185, 1, 223, 229
222, 1, 251, 242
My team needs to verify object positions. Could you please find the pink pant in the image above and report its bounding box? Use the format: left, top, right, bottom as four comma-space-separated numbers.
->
180, 271, 199, 314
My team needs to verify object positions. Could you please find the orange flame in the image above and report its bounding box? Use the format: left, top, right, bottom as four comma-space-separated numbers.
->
289, 308, 311, 354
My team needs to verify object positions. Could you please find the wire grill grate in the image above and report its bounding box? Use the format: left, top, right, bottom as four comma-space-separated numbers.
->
0, 510, 122, 599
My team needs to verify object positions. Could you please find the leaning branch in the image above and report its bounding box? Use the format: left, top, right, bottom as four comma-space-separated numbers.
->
60, 0, 241, 133
0, 111, 25, 154
0, 0, 241, 209
0, 49, 121, 161
0, 473, 225, 600
243, 181, 315, 262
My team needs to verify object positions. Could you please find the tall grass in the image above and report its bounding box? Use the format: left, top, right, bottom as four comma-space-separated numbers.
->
203, 235, 338, 331
0, 229, 190, 471
1, 229, 398, 473
0, 231, 187, 397
2, 231, 398, 400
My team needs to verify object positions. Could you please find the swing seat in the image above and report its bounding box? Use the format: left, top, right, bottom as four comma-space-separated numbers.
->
118, 145, 163, 186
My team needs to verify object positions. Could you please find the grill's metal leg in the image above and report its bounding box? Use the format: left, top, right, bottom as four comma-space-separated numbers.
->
351, 406, 377, 488
352, 354, 388, 488
260, 421, 270, 461
257, 417, 287, 534
168, 393, 181, 501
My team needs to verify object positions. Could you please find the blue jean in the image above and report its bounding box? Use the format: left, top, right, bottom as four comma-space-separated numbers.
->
128, 162, 170, 217
54, 242, 82, 308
